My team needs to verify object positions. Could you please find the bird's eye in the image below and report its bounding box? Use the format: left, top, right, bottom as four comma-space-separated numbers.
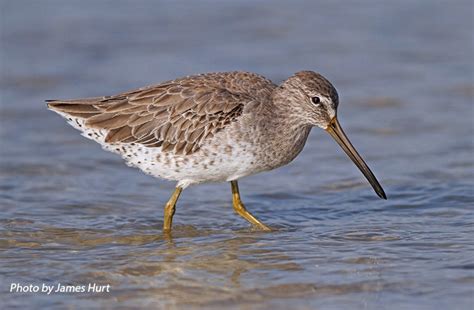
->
311, 97, 321, 104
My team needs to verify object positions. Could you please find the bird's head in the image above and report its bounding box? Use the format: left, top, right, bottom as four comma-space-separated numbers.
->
275, 70, 338, 129
275, 70, 387, 199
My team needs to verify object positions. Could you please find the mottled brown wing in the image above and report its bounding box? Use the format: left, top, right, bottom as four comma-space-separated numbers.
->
47, 80, 252, 155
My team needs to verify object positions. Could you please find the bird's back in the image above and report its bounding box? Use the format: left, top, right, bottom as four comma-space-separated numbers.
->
47, 71, 275, 152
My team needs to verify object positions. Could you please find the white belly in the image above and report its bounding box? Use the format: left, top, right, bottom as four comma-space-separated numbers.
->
114, 134, 260, 188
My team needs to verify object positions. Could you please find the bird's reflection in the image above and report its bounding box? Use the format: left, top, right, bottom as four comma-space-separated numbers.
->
1, 221, 302, 306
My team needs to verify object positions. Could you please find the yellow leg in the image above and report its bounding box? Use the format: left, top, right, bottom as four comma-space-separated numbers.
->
231, 181, 271, 231
163, 187, 183, 232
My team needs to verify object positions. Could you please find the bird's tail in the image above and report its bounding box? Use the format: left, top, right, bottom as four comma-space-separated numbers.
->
46, 97, 103, 119
46, 97, 110, 143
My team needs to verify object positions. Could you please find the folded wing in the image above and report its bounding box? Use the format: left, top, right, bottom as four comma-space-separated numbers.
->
47, 76, 252, 155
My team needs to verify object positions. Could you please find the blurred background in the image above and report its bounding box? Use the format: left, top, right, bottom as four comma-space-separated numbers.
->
1, 0, 473, 309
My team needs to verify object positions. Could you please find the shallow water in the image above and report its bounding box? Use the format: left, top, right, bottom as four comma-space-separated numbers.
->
1, 0, 473, 309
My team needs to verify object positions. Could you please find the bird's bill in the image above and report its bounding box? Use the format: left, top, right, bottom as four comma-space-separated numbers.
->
325, 117, 387, 199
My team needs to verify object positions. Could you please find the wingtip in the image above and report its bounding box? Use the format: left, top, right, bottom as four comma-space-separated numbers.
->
45, 99, 61, 109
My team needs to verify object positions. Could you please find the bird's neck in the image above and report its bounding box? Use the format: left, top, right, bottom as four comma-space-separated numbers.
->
252, 99, 312, 169
260, 93, 310, 129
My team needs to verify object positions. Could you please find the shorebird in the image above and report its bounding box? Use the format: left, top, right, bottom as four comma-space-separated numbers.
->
47, 71, 386, 231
